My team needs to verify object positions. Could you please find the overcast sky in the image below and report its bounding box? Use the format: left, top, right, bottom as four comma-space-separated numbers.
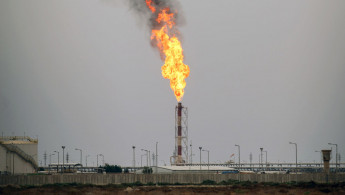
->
1, 0, 344, 167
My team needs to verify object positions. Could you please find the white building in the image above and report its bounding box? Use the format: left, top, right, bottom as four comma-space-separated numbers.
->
0, 136, 38, 174
138, 165, 238, 174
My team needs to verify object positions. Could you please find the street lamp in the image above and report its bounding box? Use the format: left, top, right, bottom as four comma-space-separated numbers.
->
85, 155, 90, 167
132, 146, 136, 172
190, 143, 193, 164
328, 143, 338, 173
54, 151, 59, 173
202, 149, 210, 171
49, 153, 55, 165
155, 142, 158, 174
289, 142, 297, 172
260, 148, 263, 170
62, 146, 65, 173
264, 151, 267, 166
235, 144, 240, 169
75, 148, 82, 166
141, 154, 145, 167
141, 149, 149, 167
199, 147, 202, 170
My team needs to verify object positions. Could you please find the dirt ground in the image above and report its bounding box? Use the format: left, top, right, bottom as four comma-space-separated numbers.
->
1, 184, 345, 195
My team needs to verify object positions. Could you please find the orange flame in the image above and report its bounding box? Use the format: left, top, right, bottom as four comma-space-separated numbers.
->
146, 6, 190, 102
145, 0, 156, 13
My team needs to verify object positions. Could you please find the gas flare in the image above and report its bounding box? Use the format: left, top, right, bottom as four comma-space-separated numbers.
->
145, 0, 189, 102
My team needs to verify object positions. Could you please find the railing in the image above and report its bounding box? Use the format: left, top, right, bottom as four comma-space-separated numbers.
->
0, 142, 38, 170
0, 136, 38, 143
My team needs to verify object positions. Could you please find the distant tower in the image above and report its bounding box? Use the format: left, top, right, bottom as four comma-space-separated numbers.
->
44, 151, 47, 166
152, 153, 155, 166
66, 152, 69, 163
173, 102, 188, 165
250, 152, 253, 166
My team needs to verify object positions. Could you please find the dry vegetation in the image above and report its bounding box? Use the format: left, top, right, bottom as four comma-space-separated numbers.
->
1, 181, 345, 195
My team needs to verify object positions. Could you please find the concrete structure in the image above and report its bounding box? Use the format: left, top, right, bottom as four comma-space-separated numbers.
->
322, 150, 332, 174
0, 173, 344, 186
171, 103, 188, 165
0, 136, 38, 174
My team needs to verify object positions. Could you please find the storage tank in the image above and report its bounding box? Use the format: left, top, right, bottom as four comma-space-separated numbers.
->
0, 136, 38, 174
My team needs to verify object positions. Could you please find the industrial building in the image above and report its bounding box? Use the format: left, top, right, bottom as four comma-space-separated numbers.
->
136, 166, 237, 174
0, 136, 38, 174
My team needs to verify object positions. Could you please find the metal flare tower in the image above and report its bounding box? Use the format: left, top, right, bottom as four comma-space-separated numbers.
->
173, 102, 188, 165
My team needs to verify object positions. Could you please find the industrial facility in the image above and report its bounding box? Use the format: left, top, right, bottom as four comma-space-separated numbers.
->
0, 136, 38, 174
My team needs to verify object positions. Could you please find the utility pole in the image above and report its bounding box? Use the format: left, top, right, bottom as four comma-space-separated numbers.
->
289, 142, 297, 172
190, 143, 193, 164
132, 146, 136, 173
156, 142, 158, 174
202, 149, 210, 171
199, 147, 202, 170
235, 144, 240, 169
62, 146, 65, 173
260, 148, 263, 170
75, 148, 82, 166
54, 151, 59, 173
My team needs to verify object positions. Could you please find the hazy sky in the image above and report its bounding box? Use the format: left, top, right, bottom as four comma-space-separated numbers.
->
1, 0, 345, 166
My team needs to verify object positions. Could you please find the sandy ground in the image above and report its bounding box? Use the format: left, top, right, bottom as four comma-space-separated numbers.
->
1, 184, 345, 195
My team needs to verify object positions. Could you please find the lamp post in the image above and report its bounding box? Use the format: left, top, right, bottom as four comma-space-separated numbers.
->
202, 149, 210, 171
190, 143, 193, 164
49, 153, 55, 165
75, 148, 82, 166
328, 143, 338, 173
199, 147, 202, 170
54, 151, 59, 173
155, 142, 158, 174
62, 146, 65, 173
289, 142, 297, 172
264, 150, 267, 165
260, 148, 263, 170
141, 149, 149, 167
141, 154, 145, 167
235, 144, 240, 169
132, 146, 136, 173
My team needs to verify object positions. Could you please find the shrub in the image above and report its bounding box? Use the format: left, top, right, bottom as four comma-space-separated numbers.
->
201, 180, 217, 185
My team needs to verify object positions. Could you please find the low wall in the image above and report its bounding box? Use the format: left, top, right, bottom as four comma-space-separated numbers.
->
1, 173, 344, 186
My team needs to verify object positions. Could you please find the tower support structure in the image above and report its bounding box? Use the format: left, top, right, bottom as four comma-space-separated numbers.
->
173, 102, 188, 165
